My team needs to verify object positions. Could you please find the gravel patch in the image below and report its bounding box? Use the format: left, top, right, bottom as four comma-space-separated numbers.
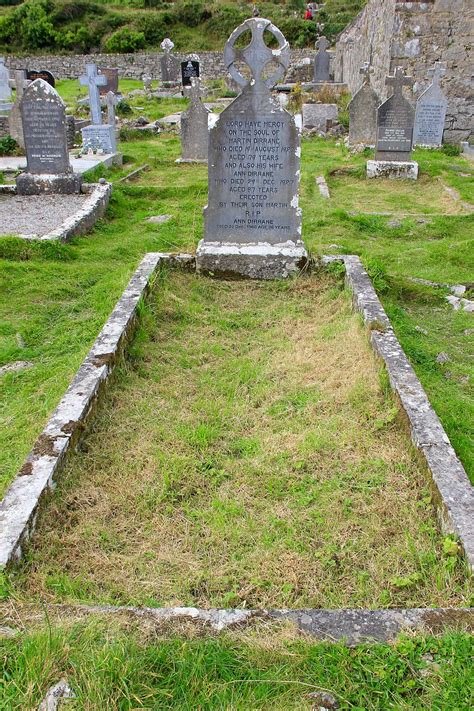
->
0, 194, 89, 237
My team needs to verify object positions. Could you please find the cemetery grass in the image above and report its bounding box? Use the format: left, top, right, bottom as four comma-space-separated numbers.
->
8, 270, 472, 610
1, 617, 473, 711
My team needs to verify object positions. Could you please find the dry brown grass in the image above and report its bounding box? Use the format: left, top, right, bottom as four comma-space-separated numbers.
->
12, 271, 471, 609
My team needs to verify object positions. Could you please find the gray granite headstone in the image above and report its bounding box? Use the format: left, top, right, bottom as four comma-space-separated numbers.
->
179, 77, 210, 162
0, 57, 11, 102
313, 36, 330, 83
79, 63, 107, 125
197, 17, 306, 278
16, 79, 82, 194
414, 62, 448, 147
375, 67, 415, 161
348, 62, 380, 145
160, 38, 180, 86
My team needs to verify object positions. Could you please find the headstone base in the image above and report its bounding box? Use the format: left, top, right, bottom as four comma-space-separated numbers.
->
175, 158, 207, 164
16, 172, 83, 195
81, 124, 115, 154
366, 160, 419, 181
195, 240, 308, 280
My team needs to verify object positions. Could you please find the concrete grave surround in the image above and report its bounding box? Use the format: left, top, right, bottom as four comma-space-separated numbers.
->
348, 62, 380, 146
313, 36, 331, 82
177, 78, 210, 163
1, 253, 473, 653
198, 17, 306, 279
302, 103, 338, 131
160, 38, 180, 86
366, 159, 418, 181
414, 62, 448, 147
16, 79, 82, 195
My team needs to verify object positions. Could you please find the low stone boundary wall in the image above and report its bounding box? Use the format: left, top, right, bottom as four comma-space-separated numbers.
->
4, 50, 316, 82
1, 254, 472, 576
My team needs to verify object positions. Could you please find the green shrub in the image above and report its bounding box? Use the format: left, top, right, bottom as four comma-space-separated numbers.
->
116, 99, 133, 116
104, 26, 145, 53
278, 17, 318, 48
442, 143, 461, 157
0, 135, 19, 156
173, 2, 212, 28
18, 0, 58, 49
205, 6, 246, 38
134, 12, 174, 44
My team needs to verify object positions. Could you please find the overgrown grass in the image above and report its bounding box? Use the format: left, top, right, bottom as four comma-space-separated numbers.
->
0, 618, 473, 710
9, 271, 472, 609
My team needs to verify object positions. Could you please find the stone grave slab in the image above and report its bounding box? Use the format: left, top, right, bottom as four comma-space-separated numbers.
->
414, 62, 448, 147
177, 78, 210, 163
197, 16, 306, 279
302, 103, 338, 131
15, 79, 82, 195
348, 62, 380, 146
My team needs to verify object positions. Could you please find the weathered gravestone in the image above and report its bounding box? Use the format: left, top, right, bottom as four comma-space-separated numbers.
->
414, 62, 448, 147
15, 79, 82, 195
313, 36, 331, 83
197, 16, 306, 279
348, 62, 380, 146
8, 70, 29, 148
181, 58, 200, 89
98, 67, 119, 96
302, 103, 338, 131
0, 57, 12, 108
160, 38, 180, 86
26, 69, 55, 87
368, 66, 418, 179
177, 77, 210, 163
80, 64, 115, 153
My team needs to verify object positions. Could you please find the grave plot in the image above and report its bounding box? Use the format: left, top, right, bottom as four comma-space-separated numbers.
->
10, 270, 472, 610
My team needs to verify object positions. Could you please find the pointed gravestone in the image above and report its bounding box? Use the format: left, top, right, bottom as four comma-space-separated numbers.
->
105, 90, 118, 153
80, 64, 115, 153
368, 66, 418, 179
197, 16, 306, 279
160, 38, 180, 87
15, 79, 82, 195
0, 57, 12, 107
414, 62, 448, 147
177, 77, 210, 163
348, 62, 380, 146
8, 70, 29, 147
313, 36, 331, 83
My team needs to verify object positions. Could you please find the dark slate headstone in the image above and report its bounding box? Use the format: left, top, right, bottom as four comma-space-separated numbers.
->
313, 36, 330, 83
98, 67, 119, 96
197, 17, 306, 278
348, 63, 380, 146
375, 67, 415, 161
414, 62, 448, 147
27, 69, 55, 87
181, 59, 200, 87
16, 79, 82, 194
160, 38, 180, 85
178, 77, 209, 162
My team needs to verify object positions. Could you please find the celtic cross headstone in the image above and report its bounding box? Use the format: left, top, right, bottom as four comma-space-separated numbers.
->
348, 61, 380, 145
160, 38, 180, 86
414, 62, 448, 147
314, 36, 331, 82
197, 16, 306, 279
375, 66, 415, 161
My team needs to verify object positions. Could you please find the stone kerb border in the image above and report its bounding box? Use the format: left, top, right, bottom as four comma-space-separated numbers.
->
0, 182, 112, 242
0, 253, 472, 575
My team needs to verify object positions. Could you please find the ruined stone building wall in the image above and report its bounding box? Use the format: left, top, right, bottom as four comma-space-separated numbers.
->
336, 0, 473, 142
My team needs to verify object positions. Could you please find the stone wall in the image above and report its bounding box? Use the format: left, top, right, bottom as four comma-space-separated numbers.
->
5, 50, 316, 83
335, 0, 473, 142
